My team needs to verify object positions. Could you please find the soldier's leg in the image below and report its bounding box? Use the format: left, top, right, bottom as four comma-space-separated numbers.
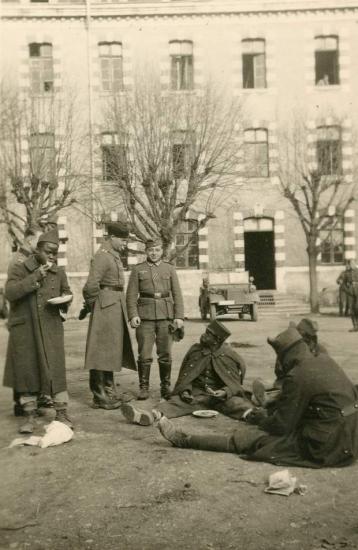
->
53, 391, 73, 429
121, 394, 209, 426
215, 395, 254, 420
158, 417, 236, 452
90, 370, 121, 410
156, 320, 173, 400
136, 321, 156, 400
18, 393, 38, 434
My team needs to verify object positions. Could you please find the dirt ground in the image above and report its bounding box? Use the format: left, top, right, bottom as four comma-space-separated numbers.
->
0, 313, 358, 550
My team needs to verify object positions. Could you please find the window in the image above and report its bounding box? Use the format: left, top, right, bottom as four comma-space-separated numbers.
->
170, 40, 194, 91
101, 133, 127, 181
29, 43, 53, 94
171, 130, 193, 179
30, 132, 55, 183
315, 35, 339, 85
174, 220, 199, 269
242, 39, 266, 89
320, 216, 344, 264
244, 128, 269, 177
98, 42, 123, 92
316, 126, 341, 175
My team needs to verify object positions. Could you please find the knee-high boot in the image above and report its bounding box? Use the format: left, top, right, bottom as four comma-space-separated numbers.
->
137, 362, 151, 400
159, 362, 172, 400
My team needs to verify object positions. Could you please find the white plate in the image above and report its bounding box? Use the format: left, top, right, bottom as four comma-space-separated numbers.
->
47, 295, 73, 305
192, 410, 219, 418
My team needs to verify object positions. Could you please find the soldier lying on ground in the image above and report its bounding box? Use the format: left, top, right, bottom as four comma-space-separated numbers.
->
121, 320, 259, 426
156, 326, 358, 469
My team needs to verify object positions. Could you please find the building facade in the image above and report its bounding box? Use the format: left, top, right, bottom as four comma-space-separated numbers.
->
1, 0, 357, 315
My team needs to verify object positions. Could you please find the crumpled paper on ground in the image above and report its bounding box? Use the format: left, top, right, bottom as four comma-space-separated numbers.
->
9, 420, 73, 449
264, 469, 306, 496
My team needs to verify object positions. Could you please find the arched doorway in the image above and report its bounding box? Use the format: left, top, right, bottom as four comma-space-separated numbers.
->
244, 217, 276, 290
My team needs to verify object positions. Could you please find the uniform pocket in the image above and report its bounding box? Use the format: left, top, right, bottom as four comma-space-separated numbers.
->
99, 290, 119, 309
9, 316, 26, 328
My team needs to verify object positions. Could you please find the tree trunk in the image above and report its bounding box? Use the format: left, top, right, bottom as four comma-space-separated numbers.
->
308, 246, 320, 313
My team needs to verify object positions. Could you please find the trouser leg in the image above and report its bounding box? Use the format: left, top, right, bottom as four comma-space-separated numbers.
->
18, 394, 38, 434
136, 322, 155, 399
157, 320, 173, 400
216, 395, 253, 420
186, 434, 236, 453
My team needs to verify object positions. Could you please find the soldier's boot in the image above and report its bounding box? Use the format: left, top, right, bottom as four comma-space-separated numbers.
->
137, 363, 151, 400
13, 391, 24, 417
159, 362, 172, 400
103, 371, 123, 406
90, 370, 121, 410
54, 403, 73, 430
349, 317, 358, 332
19, 405, 37, 434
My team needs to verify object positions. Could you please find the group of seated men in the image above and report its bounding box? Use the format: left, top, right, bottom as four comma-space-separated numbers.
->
121, 318, 358, 469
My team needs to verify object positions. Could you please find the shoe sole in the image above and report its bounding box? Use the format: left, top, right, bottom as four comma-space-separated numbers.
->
121, 404, 152, 426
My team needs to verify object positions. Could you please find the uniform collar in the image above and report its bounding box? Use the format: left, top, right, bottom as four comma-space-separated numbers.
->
102, 240, 121, 260
146, 259, 162, 267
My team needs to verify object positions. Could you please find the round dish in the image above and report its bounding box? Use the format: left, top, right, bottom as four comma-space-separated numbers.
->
192, 410, 219, 418
47, 295, 73, 305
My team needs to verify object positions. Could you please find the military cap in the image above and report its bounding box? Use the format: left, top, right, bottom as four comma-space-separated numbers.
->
294, 318, 318, 337
267, 327, 303, 357
206, 320, 231, 342
106, 221, 129, 238
37, 229, 59, 246
145, 237, 163, 249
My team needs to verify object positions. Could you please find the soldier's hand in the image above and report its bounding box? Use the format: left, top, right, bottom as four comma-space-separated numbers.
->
174, 318, 184, 329
180, 390, 194, 404
130, 316, 141, 328
38, 264, 50, 279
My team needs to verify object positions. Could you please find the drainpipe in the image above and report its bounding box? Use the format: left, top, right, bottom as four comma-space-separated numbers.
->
85, 0, 96, 255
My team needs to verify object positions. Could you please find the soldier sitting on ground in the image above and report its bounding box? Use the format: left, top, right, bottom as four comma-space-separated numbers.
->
157, 326, 358, 469
121, 320, 258, 426
252, 318, 328, 407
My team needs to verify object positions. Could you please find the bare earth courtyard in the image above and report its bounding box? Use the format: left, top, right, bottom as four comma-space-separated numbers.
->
0, 314, 357, 550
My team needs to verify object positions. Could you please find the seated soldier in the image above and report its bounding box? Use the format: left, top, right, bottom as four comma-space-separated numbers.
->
121, 320, 256, 425
157, 326, 358, 469
252, 317, 328, 407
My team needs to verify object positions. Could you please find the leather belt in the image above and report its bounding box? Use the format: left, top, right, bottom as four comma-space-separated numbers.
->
100, 285, 123, 291
140, 292, 170, 298
341, 401, 358, 417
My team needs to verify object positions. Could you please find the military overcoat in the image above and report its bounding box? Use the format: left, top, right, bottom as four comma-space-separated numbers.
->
3, 255, 71, 394
237, 343, 358, 468
83, 242, 136, 372
172, 342, 246, 399
126, 260, 184, 321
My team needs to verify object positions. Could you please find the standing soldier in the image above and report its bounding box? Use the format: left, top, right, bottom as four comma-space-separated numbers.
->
337, 264, 350, 317
342, 259, 358, 332
126, 238, 184, 400
83, 221, 136, 410
3, 229, 73, 433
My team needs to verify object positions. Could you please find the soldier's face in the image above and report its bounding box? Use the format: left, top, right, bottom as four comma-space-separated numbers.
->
200, 328, 220, 348
37, 242, 58, 265
111, 236, 128, 252
147, 245, 163, 263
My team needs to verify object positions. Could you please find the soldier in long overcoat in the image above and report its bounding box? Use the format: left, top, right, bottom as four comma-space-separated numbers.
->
157, 327, 358, 469
121, 321, 253, 426
83, 221, 136, 410
3, 229, 73, 433
126, 238, 184, 400
341, 260, 358, 332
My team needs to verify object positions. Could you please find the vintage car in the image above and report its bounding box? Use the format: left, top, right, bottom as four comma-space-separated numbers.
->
199, 271, 259, 322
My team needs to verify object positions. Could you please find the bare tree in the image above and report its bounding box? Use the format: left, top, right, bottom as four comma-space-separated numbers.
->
0, 83, 89, 247
277, 113, 356, 313
97, 78, 245, 257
